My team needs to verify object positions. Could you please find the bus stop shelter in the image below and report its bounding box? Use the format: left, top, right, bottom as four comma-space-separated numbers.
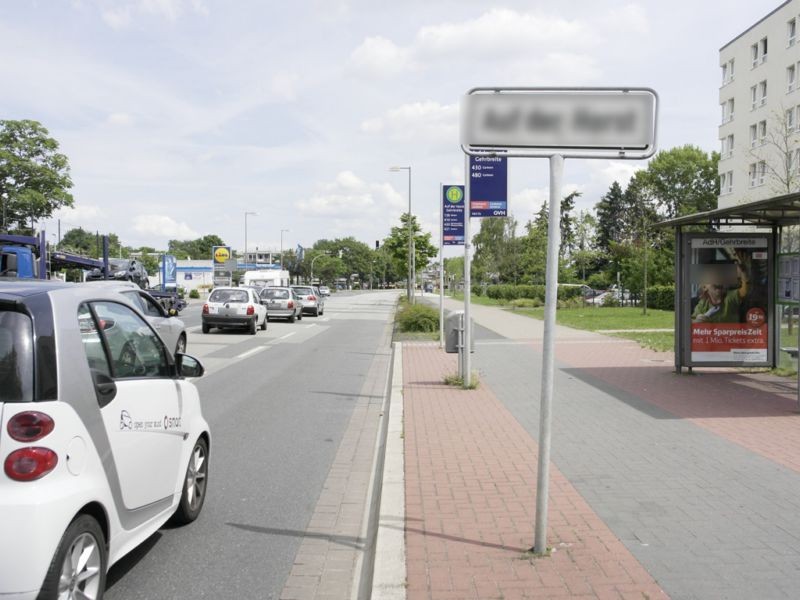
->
659, 193, 800, 405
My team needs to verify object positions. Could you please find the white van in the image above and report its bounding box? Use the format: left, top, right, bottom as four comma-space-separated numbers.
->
241, 269, 290, 289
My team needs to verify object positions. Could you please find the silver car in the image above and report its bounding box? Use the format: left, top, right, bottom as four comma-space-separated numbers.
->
260, 287, 303, 322
292, 285, 323, 316
82, 281, 188, 355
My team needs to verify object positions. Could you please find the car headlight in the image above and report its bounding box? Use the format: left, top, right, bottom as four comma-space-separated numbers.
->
114, 271, 126, 278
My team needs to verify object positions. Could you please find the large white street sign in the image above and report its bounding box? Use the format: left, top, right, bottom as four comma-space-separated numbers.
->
461, 88, 658, 159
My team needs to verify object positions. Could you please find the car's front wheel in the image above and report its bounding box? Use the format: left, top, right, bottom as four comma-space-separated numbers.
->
172, 437, 209, 524
39, 514, 107, 600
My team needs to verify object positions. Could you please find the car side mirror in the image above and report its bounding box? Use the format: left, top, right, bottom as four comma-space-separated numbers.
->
176, 353, 205, 378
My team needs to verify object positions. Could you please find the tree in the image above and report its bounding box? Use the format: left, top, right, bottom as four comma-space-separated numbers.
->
60, 227, 123, 258
0, 120, 74, 233
749, 107, 800, 196
639, 145, 719, 218
168, 235, 226, 260
382, 213, 438, 286
595, 181, 627, 254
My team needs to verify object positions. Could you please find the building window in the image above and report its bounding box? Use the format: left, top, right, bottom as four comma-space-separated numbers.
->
752, 37, 769, 66
750, 123, 758, 147
759, 160, 766, 185
727, 134, 734, 157
752, 42, 759, 67
794, 149, 800, 173
721, 58, 735, 85
759, 80, 768, 105
759, 119, 767, 144
751, 85, 757, 109
722, 98, 735, 123
790, 18, 797, 47
749, 163, 757, 187
788, 108, 796, 131
761, 37, 768, 62
721, 134, 734, 158
720, 171, 733, 195
789, 64, 797, 92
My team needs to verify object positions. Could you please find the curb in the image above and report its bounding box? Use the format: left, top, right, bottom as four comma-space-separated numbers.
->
370, 342, 406, 599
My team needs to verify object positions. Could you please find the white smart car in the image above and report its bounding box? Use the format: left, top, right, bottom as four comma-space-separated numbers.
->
0, 280, 210, 599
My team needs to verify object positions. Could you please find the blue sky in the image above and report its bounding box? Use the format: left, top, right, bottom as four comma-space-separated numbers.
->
0, 0, 774, 256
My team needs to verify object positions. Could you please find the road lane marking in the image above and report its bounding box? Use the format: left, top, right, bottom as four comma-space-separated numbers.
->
236, 346, 270, 359
278, 332, 296, 340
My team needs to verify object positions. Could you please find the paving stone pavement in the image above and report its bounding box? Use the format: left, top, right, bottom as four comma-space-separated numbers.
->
405, 296, 800, 599
403, 343, 668, 600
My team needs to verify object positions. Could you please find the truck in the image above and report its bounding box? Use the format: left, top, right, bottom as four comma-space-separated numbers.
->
241, 269, 290, 289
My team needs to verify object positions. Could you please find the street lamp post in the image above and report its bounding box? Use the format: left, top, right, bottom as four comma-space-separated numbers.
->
390, 166, 413, 303
310, 252, 329, 282
244, 212, 257, 269
280, 229, 290, 269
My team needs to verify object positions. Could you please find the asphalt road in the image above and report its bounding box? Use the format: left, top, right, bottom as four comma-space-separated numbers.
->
104, 290, 399, 599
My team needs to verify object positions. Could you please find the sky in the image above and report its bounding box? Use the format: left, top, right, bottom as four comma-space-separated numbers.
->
0, 0, 777, 258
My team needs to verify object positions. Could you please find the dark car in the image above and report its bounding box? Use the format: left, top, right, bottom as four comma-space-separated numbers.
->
87, 258, 150, 289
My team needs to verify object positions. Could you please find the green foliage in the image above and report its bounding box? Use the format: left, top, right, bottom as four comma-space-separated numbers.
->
396, 302, 439, 332
639, 145, 719, 218
382, 214, 438, 284
189, 288, 200, 299
168, 235, 226, 260
646, 285, 675, 311
485, 284, 584, 302
509, 298, 542, 308
0, 120, 74, 233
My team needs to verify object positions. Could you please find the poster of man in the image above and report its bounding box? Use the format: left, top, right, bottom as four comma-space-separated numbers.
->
687, 236, 770, 365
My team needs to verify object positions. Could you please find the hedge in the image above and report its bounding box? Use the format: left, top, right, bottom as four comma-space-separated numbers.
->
485, 284, 584, 302
645, 285, 675, 311
396, 303, 439, 332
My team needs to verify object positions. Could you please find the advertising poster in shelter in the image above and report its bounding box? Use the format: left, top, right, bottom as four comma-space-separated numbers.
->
687, 235, 771, 365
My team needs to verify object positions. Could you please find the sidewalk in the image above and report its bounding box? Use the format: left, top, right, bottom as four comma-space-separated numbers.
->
395, 298, 800, 599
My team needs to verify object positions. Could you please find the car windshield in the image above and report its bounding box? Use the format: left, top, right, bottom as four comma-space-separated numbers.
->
209, 289, 249, 303
262, 289, 289, 300
0, 310, 34, 403
110, 259, 131, 270
294, 287, 313, 295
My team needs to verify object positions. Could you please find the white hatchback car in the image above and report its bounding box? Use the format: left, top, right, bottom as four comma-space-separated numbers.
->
202, 286, 268, 334
0, 280, 210, 599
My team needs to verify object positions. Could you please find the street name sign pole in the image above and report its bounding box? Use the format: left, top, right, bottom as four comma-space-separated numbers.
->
460, 87, 658, 554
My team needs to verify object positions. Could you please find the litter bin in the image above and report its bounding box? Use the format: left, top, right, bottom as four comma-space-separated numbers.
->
444, 310, 475, 354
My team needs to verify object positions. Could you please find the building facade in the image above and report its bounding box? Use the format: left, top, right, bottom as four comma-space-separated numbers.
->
719, 0, 800, 208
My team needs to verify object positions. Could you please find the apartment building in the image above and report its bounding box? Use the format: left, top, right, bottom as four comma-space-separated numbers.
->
719, 0, 800, 208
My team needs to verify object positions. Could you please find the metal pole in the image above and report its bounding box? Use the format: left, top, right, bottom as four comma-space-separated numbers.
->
439, 183, 445, 348
533, 154, 564, 554
463, 154, 472, 388
408, 167, 414, 304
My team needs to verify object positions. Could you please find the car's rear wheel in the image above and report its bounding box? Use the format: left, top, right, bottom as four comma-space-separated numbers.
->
172, 437, 209, 524
39, 514, 107, 600
202, 323, 210, 334
289, 312, 296, 323
260, 315, 267, 330
249, 318, 257, 335
297, 311, 302, 320
175, 334, 187, 355
313, 307, 319, 317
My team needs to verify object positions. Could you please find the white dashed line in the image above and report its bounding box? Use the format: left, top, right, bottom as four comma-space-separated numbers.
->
236, 346, 270, 359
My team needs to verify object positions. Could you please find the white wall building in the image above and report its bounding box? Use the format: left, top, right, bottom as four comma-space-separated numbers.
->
719, 0, 800, 208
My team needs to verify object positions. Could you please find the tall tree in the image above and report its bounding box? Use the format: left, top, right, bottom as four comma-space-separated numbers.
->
0, 120, 74, 233
595, 181, 627, 254
382, 213, 438, 284
640, 145, 719, 218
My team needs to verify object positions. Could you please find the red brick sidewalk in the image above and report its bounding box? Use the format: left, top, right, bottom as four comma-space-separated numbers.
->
403, 343, 668, 600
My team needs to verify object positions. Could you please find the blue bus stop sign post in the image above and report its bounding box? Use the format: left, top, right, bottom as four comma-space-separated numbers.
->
469, 156, 507, 217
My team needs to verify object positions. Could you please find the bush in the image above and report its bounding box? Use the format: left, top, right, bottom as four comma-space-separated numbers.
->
646, 285, 675, 311
509, 298, 541, 309
189, 289, 200, 299
397, 303, 439, 332
485, 284, 585, 303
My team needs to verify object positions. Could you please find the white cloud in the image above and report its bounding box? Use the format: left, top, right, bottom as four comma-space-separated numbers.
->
361, 101, 457, 143
133, 214, 198, 240
349, 36, 413, 76
107, 112, 133, 126
296, 172, 405, 219
97, 0, 208, 29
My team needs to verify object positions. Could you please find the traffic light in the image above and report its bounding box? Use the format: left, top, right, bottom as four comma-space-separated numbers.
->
375, 240, 380, 249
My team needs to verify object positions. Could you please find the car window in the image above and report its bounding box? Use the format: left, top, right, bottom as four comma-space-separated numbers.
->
138, 293, 165, 317
87, 301, 171, 379
78, 303, 112, 379
294, 287, 313, 295
0, 310, 34, 403
209, 289, 249, 303
263, 289, 289, 300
